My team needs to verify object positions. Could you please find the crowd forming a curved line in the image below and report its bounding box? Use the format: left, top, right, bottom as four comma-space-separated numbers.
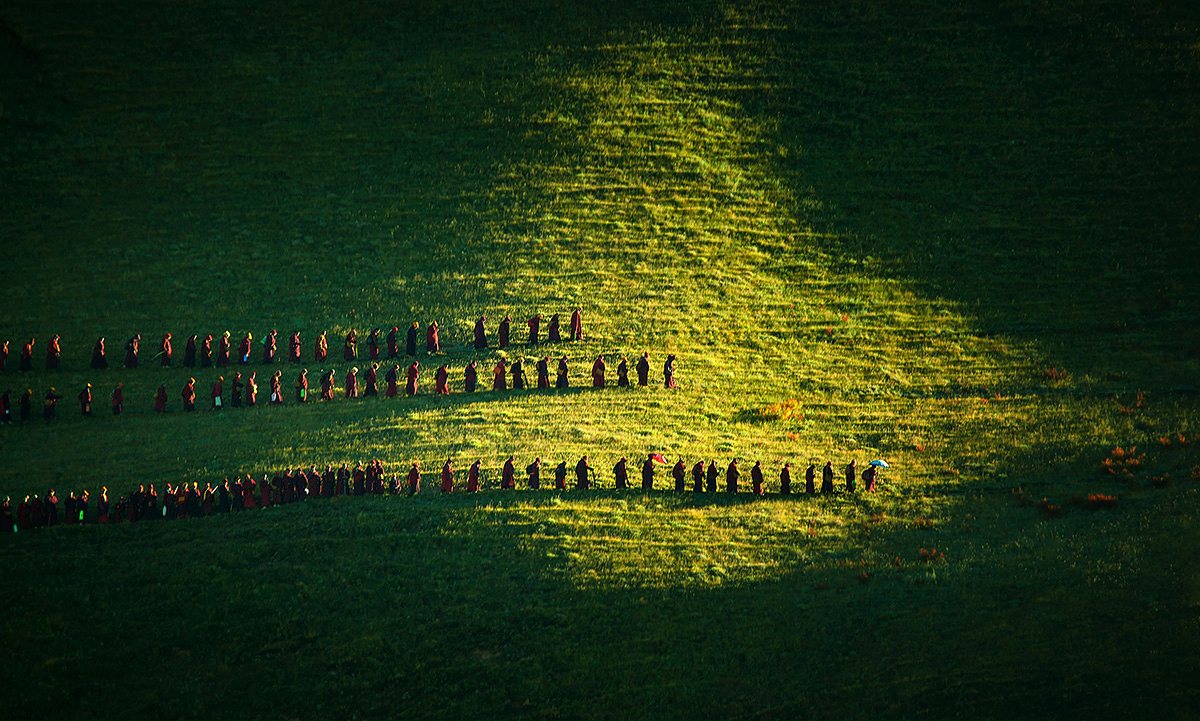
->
0, 308, 680, 421
2, 455, 882, 532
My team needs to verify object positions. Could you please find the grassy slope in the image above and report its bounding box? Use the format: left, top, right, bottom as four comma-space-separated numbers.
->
1, 1, 1199, 719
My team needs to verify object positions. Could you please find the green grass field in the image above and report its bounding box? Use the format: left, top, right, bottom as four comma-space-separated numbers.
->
2, 1, 1199, 718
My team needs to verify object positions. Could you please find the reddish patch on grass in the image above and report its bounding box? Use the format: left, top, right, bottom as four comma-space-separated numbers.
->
1043, 366, 1070, 382
1086, 493, 1118, 509
917, 547, 946, 562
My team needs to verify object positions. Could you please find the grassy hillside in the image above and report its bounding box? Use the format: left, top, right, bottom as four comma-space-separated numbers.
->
1, 1, 1198, 719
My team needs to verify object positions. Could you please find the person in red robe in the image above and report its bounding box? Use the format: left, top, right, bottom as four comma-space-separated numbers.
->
0, 339, 8, 371
160, 333, 173, 367
569, 307, 583, 341
672, 459, 686, 492
242, 475, 257, 509
263, 329, 278, 364
343, 329, 357, 361
182, 377, 197, 411
706, 461, 719, 493
319, 370, 334, 401
91, 337, 107, 369
751, 461, 765, 495
315, 331, 328, 362
613, 457, 629, 490
238, 332, 253, 365
780, 462, 792, 495
344, 367, 359, 398
352, 463, 366, 495
492, 358, 507, 391
154, 384, 168, 413
664, 354, 678, 388
78, 384, 92, 416
806, 463, 816, 494
111, 383, 124, 415
575, 455, 592, 490
45, 334, 61, 370
201, 334, 213, 367
636, 352, 650, 386
501, 456, 516, 489
385, 364, 399, 397
19, 338, 34, 372
464, 360, 478, 392
367, 328, 381, 360
547, 314, 561, 342
295, 370, 307, 403
212, 376, 224, 409
641, 454, 656, 491
270, 370, 284, 404
526, 457, 541, 489
473, 315, 488, 349
460, 459, 478, 492
591, 355, 606, 388
246, 372, 259, 406
406, 461, 421, 496
692, 461, 705, 492
617, 357, 629, 387
511, 358, 527, 389
184, 334, 197, 367
862, 464, 878, 492
555, 356, 569, 388
260, 474, 271, 508
406, 361, 419, 395
726, 459, 741, 494
217, 331, 231, 366
387, 326, 400, 358
498, 314, 511, 349
527, 314, 541, 346
435, 365, 449, 394
289, 331, 302, 363
821, 462, 834, 494
364, 364, 379, 396
124, 334, 140, 368
536, 357, 550, 389
554, 461, 567, 490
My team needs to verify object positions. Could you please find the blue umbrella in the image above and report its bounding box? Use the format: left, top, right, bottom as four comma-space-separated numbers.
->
869, 459, 890, 468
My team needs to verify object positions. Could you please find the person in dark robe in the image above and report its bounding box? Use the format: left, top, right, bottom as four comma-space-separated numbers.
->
184, 334, 197, 367
575, 455, 592, 490
467, 460, 481, 493
263, 329, 278, 364
385, 364, 399, 398
19, 338, 34, 372
0, 339, 8, 371
547, 314, 561, 342
435, 365, 449, 395
492, 358, 507, 391
464, 360, 478, 393
555, 356, 569, 388
511, 359, 526, 390
862, 464, 878, 492
805, 463, 816, 494
343, 329, 357, 361
295, 370, 308, 403
97, 488, 110, 523
473, 315, 488, 349
246, 371, 259, 406
382, 325, 398, 359
353, 463, 366, 495
591, 355, 606, 388
160, 333, 173, 367
439, 459, 454, 493
231, 373, 244, 407
641, 455, 655, 491
78, 383, 93, 416
259, 474, 271, 508
635, 352, 650, 386
217, 331, 231, 366
780, 462, 792, 495
315, 331, 328, 362
202, 483, 215, 515
706, 461, 719, 493
1, 496, 12, 531
77, 490, 90, 524
45, 334, 61, 370
42, 388, 62, 423
319, 370, 334, 401
124, 334, 140, 368
527, 457, 541, 490
405, 322, 419, 356
154, 384, 168, 413
344, 367, 359, 399
289, 331, 302, 364
230, 479, 244, 511
45, 489, 59, 525
554, 461, 567, 490
212, 376, 224, 409
243, 476, 258, 509
536, 357, 550, 389
406, 462, 421, 496
182, 377, 197, 411
64, 492, 77, 525
498, 314, 511, 349
569, 307, 583, 341
405, 361, 419, 396
19, 388, 33, 421
502, 456, 516, 490
17, 496, 31, 530
672, 459, 686, 492
821, 462, 834, 494
201, 334, 213, 367
617, 357, 629, 388
527, 314, 541, 345
238, 332, 253, 365
426, 321, 440, 353
845, 460, 856, 493
217, 481, 231, 513
0, 390, 11, 424
367, 328, 381, 361
91, 337, 107, 369
751, 461, 765, 495
269, 370, 284, 404
364, 364, 379, 397
726, 459, 741, 494
664, 354, 678, 389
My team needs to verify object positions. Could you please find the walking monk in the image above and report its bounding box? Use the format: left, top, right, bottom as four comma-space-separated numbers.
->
613, 457, 629, 490
526, 457, 541, 489
575, 455, 592, 490
536, 356, 550, 389
19, 337, 34, 372
407, 461, 421, 496
343, 330, 357, 361
182, 378, 196, 412
511, 358, 526, 389
78, 384, 92, 416
201, 334, 213, 367
642, 454, 655, 491
363, 364, 378, 397
780, 462, 792, 495
315, 331, 328, 362
345, 368, 359, 399
570, 307, 583, 341
294, 369, 308, 403
473, 315, 488, 350
501, 456, 516, 490
91, 337, 107, 369
636, 352, 650, 386
124, 334, 140, 368
591, 355, 606, 388
435, 365, 449, 395
617, 357, 629, 387
246, 372, 259, 406
673, 459, 686, 492
184, 334, 197, 367
406, 361, 419, 395
751, 461, 765, 495
238, 332, 252, 365
160, 333, 172, 367
467, 460, 481, 493
387, 326, 400, 359
440, 459, 454, 493
426, 321, 440, 353
492, 358, 507, 391
406, 322, 419, 355
217, 331, 231, 366
367, 328, 381, 361
212, 376, 224, 409
111, 383, 124, 415
556, 357, 569, 389
263, 329, 278, 364
385, 364, 399, 398
289, 331, 302, 364
726, 459, 741, 494
464, 360, 478, 393
664, 354, 678, 389
231, 373, 243, 407
154, 384, 168, 413
46, 334, 61, 370
527, 314, 541, 346
547, 313, 561, 342
498, 314, 511, 349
